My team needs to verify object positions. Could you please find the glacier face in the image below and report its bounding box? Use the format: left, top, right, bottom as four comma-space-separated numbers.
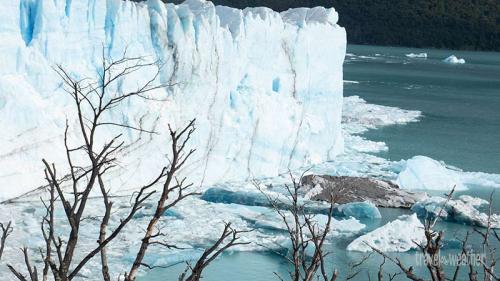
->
0, 0, 346, 199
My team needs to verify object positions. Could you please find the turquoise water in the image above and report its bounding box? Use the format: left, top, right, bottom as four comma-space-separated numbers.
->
141, 45, 500, 280
345, 45, 500, 174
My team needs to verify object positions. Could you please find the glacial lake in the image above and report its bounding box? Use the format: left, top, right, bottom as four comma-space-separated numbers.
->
141, 44, 500, 281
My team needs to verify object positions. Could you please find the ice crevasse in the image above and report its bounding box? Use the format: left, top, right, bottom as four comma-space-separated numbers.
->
0, 0, 346, 199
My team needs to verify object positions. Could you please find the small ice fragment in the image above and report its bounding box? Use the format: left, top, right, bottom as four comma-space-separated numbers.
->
405, 53, 427, 58
334, 201, 381, 219
443, 55, 466, 64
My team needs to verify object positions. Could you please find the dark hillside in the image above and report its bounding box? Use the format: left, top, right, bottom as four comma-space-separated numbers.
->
161, 0, 500, 51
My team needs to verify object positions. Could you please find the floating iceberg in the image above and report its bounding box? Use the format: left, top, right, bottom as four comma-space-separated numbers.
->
443, 55, 466, 64
201, 187, 380, 219
0, 0, 346, 200
333, 201, 381, 219
347, 214, 425, 252
201, 188, 271, 207
406, 53, 428, 58
397, 156, 500, 191
397, 156, 466, 191
412, 196, 500, 228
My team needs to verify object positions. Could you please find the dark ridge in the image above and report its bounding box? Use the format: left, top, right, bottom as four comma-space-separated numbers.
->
133, 0, 500, 52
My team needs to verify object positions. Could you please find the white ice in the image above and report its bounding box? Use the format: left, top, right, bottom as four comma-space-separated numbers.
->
346, 214, 425, 252
335, 201, 382, 219
397, 156, 466, 191
397, 156, 500, 191
0, 0, 346, 200
342, 96, 421, 155
406, 53, 427, 58
443, 55, 466, 64
412, 196, 500, 228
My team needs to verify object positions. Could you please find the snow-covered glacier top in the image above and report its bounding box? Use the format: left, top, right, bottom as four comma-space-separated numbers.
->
0, 0, 346, 200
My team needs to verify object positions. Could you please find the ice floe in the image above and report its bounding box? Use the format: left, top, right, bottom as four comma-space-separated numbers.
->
412, 196, 500, 228
201, 187, 381, 220
342, 96, 421, 155
343, 96, 421, 136
406, 53, 428, 58
347, 214, 425, 252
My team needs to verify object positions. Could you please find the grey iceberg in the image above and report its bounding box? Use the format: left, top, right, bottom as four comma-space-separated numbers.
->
301, 175, 426, 208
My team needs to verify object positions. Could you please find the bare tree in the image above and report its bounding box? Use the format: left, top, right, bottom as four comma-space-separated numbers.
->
370, 187, 500, 281
0, 221, 13, 260
473, 192, 499, 281
6, 51, 243, 281
179, 222, 250, 281
8, 50, 166, 281
256, 173, 340, 281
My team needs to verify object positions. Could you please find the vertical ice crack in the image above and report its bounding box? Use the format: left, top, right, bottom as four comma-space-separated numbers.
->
287, 111, 304, 170
282, 41, 297, 99
246, 119, 259, 180
200, 42, 222, 186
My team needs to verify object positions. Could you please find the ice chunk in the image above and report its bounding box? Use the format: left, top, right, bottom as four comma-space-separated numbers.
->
443, 55, 466, 64
397, 156, 466, 191
237, 205, 365, 236
341, 96, 421, 155
412, 196, 500, 228
202, 188, 380, 220
342, 96, 421, 135
334, 201, 381, 219
347, 214, 425, 252
397, 156, 500, 192
201, 188, 270, 207
406, 53, 427, 58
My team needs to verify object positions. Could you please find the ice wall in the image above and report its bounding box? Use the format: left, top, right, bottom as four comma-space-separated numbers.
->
0, 0, 346, 199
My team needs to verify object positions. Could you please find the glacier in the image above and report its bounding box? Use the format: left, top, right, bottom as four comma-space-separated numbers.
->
0, 0, 346, 200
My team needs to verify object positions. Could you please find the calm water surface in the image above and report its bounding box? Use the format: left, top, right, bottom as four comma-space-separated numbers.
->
346, 45, 500, 174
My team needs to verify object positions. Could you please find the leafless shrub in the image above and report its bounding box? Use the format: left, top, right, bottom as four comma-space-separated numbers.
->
255, 172, 340, 281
